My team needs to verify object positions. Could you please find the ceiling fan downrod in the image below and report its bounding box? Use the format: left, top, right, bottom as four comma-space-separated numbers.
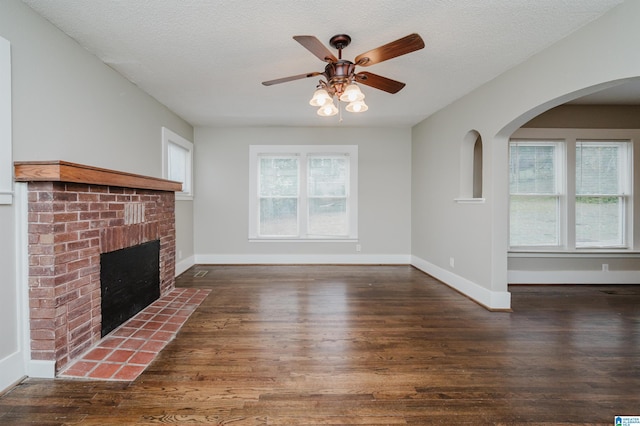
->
329, 34, 351, 60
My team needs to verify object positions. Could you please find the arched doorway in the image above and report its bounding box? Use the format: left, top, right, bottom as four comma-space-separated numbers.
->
497, 77, 640, 287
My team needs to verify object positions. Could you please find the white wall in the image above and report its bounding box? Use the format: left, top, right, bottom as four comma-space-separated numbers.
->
194, 126, 412, 264
0, 0, 193, 390
411, 0, 640, 309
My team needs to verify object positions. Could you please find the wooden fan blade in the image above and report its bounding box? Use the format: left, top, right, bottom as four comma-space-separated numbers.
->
355, 72, 406, 94
262, 72, 322, 86
293, 35, 338, 63
354, 33, 424, 67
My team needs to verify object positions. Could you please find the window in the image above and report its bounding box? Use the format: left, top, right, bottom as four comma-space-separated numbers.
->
162, 127, 193, 200
509, 137, 632, 250
509, 141, 564, 247
575, 141, 631, 248
249, 145, 358, 240
0, 36, 11, 205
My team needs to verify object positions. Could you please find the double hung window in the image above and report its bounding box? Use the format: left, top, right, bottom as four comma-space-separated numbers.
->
249, 145, 358, 240
509, 137, 632, 250
575, 141, 630, 248
162, 127, 194, 200
509, 141, 563, 247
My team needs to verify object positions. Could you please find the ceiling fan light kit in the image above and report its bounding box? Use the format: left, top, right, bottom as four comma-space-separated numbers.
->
317, 102, 339, 117
263, 33, 425, 119
309, 88, 332, 107
312, 82, 368, 116
339, 84, 365, 102
345, 100, 368, 113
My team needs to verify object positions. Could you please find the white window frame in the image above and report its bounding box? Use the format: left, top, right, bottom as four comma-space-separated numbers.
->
162, 127, 193, 200
249, 145, 358, 241
0, 36, 12, 205
509, 140, 566, 249
575, 139, 632, 249
509, 128, 635, 252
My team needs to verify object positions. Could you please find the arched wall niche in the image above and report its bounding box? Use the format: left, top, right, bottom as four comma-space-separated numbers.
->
457, 129, 484, 202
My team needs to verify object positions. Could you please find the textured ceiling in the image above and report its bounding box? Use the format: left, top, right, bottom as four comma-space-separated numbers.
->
21, 0, 624, 128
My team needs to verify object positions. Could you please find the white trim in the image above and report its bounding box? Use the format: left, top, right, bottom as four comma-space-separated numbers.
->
509, 139, 565, 248
411, 255, 512, 310
15, 183, 28, 379
162, 127, 194, 200
12, 183, 55, 380
4, 184, 27, 387
191, 254, 512, 310
16, 183, 28, 373
509, 251, 640, 258
175, 255, 195, 277
508, 270, 640, 284
195, 254, 411, 265
0, 192, 12, 204
0, 352, 25, 392
249, 238, 358, 243
27, 360, 55, 379
191, 253, 512, 309
0, 37, 12, 205
454, 198, 485, 204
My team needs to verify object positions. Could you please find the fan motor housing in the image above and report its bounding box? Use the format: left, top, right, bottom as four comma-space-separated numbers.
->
324, 60, 355, 96
325, 60, 355, 83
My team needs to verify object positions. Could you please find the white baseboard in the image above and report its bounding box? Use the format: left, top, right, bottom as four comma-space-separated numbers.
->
175, 255, 195, 277
0, 351, 26, 392
27, 359, 55, 378
411, 256, 511, 310
194, 253, 412, 265
508, 270, 640, 284
190, 253, 510, 310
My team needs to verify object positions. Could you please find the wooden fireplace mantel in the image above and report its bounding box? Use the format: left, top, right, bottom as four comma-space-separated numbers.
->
14, 160, 182, 192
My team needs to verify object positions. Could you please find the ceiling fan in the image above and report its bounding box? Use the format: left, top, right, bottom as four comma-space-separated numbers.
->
262, 33, 425, 116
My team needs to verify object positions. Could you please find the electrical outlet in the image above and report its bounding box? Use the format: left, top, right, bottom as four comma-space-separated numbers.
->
178, 250, 183, 260
449, 257, 455, 268
602, 263, 609, 272
356, 244, 362, 252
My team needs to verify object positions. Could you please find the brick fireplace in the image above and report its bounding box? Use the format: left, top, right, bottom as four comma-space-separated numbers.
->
14, 161, 181, 374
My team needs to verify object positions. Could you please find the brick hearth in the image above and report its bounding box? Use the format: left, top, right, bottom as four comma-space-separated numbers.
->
16, 161, 180, 373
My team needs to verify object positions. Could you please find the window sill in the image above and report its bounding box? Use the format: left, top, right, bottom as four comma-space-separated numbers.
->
249, 238, 358, 243
454, 197, 485, 204
509, 250, 640, 258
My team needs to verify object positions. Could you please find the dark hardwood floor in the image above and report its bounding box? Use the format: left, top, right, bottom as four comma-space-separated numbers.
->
1, 265, 638, 425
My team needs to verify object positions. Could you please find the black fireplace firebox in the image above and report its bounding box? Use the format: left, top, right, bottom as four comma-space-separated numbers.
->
100, 240, 161, 336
